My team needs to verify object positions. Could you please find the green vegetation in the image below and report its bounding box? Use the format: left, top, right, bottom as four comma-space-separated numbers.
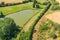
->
0, 2, 33, 15
0, 12, 4, 17
40, 24, 49, 31
19, 3, 51, 40
49, 32, 57, 39
0, 0, 30, 7
0, 18, 21, 40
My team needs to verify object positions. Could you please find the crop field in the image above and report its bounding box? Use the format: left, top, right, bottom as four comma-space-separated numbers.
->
6, 10, 39, 27
0, 0, 60, 40
0, 2, 33, 15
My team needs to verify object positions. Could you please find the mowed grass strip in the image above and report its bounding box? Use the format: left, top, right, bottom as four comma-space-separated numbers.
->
0, 2, 33, 15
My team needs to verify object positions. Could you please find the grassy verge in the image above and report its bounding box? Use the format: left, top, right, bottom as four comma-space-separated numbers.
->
0, 2, 33, 15
19, 3, 51, 40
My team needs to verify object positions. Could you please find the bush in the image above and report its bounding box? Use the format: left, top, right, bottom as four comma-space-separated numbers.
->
42, 1, 49, 5
0, 12, 4, 17
36, 4, 40, 8
49, 32, 57, 39
33, 0, 37, 8
22, 1, 29, 3
51, 5, 60, 10
40, 24, 49, 31
0, 2, 5, 7
0, 1, 29, 7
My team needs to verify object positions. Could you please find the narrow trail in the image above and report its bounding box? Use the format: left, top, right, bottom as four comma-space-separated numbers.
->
32, 4, 52, 40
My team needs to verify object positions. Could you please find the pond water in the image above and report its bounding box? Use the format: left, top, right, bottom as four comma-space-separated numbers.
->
6, 10, 39, 27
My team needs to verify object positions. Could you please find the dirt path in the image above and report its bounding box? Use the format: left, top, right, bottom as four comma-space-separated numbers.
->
32, 5, 52, 40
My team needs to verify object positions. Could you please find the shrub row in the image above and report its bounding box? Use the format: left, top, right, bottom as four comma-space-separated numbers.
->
19, 3, 51, 40
0, 1, 30, 7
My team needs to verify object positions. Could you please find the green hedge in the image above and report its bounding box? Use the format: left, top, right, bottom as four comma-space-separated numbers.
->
0, 1, 29, 7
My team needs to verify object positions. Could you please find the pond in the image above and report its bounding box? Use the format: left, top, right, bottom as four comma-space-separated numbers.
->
6, 10, 39, 27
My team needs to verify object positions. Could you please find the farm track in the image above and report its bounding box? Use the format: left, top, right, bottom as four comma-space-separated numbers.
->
32, 4, 52, 40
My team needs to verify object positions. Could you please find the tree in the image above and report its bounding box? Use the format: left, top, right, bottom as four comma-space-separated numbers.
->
0, 2, 5, 7
0, 12, 4, 17
33, 0, 37, 8
0, 18, 20, 40
36, 4, 40, 8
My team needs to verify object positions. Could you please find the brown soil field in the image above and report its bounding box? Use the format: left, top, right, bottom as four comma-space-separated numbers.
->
0, 0, 24, 3
56, 0, 60, 3
46, 11, 60, 24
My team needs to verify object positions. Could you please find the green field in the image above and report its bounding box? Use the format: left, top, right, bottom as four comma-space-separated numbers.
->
0, 2, 33, 15
6, 10, 39, 27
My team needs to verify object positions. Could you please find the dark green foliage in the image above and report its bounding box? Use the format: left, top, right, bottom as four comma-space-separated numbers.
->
20, 3, 51, 40
0, 2, 5, 7
0, 18, 20, 40
42, 1, 49, 5
49, 32, 57, 39
33, 0, 37, 8
0, 12, 4, 17
22, 1, 29, 3
29, 0, 32, 2
36, 4, 40, 8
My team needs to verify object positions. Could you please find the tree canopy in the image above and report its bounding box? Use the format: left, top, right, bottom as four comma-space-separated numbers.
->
0, 18, 20, 40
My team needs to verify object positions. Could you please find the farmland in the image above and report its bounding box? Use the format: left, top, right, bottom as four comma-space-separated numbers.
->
0, 2, 33, 15
0, 0, 60, 40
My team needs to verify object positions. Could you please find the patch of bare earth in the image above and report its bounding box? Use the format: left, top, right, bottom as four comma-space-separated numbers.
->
0, 0, 24, 3
56, 0, 60, 3
46, 11, 60, 24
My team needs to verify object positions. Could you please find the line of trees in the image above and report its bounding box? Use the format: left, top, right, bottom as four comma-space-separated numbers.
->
0, 0, 33, 7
